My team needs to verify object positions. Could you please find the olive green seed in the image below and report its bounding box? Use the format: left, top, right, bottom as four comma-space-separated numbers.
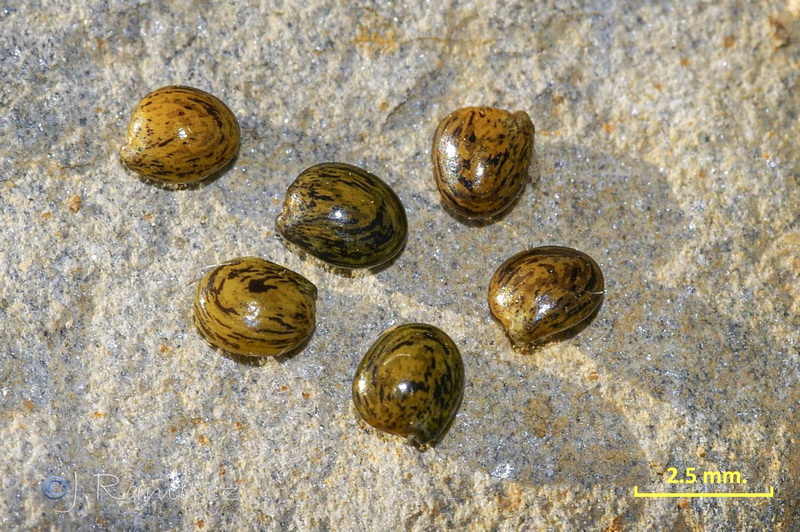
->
352, 323, 465, 449
276, 162, 408, 269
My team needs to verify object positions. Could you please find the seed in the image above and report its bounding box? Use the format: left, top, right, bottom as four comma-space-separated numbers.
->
193, 257, 316, 357
120, 85, 240, 185
488, 246, 604, 346
352, 323, 465, 448
432, 106, 534, 219
276, 162, 407, 269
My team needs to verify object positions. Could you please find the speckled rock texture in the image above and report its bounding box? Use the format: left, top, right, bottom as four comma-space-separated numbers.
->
1, 1, 798, 530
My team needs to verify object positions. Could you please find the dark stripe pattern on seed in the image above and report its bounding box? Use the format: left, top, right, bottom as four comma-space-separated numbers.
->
276, 162, 407, 269
193, 257, 317, 357
352, 323, 464, 448
488, 246, 604, 346
120, 85, 240, 185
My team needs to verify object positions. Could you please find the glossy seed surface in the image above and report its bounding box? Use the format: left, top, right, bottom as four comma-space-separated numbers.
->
120, 85, 240, 185
193, 257, 317, 357
488, 246, 604, 346
352, 323, 464, 448
432, 106, 535, 219
276, 162, 407, 269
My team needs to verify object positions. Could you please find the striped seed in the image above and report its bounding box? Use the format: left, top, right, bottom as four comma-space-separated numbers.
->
120, 85, 240, 185
352, 323, 465, 449
193, 257, 316, 357
432, 106, 534, 219
488, 246, 604, 346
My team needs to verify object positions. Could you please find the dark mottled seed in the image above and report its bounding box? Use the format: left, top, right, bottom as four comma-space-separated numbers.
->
276, 162, 408, 269
352, 323, 464, 448
120, 85, 240, 185
488, 246, 604, 345
193, 257, 317, 357
432, 106, 535, 219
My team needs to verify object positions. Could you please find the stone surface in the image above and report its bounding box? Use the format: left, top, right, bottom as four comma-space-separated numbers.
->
1, 1, 798, 529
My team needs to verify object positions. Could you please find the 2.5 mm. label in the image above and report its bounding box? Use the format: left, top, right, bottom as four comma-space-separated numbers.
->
666, 467, 745, 485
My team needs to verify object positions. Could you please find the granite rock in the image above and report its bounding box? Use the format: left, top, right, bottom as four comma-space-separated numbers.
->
1, 1, 798, 529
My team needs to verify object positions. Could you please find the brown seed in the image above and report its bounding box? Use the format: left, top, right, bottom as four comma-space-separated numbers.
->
432, 106, 534, 219
120, 86, 240, 185
193, 257, 316, 357
488, 246, 604, 346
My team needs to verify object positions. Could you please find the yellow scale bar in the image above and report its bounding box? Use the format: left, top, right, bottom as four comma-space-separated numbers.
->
634, 486, 774, 498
